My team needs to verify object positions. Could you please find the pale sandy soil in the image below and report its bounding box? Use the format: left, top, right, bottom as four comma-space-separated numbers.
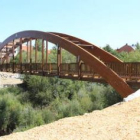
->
0, 72, 22, 86
1, 96, 140, 140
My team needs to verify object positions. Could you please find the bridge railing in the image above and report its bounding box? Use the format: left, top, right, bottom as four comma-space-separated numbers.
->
44, 63, 57, 74
106, 62, 140, 79
81, 63, 98, 77
21, 63, 58, 74
60, 63, 101, 79
0, 63, 13, 72
60, 63, 79, 75
1, 62, 140, 80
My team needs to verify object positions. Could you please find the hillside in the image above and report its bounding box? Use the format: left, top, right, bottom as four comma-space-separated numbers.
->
1, 96, 140, 140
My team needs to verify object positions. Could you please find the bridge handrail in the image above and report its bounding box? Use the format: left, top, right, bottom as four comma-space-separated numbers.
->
1, 62, 140, 79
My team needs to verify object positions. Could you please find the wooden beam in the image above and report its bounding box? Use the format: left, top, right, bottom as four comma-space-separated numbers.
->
57, 45, 62, 76
29, 39, 32, 74
0, 48, 2, 64
19, 38, 23, 72
77, 55, 81, 79
35, 39, 38, 63
30, 39, 32, 63
12, 40, 15, 61
19, 38, 22, 63
6, 45, 8, 63
27, 41, 29, 63
46, 41, 48, 64
12, 40, 15, 73
51, 32, 123, 63
42, 39, 44, 71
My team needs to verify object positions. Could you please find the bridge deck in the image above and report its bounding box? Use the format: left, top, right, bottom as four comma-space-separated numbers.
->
1, 62, 140, 85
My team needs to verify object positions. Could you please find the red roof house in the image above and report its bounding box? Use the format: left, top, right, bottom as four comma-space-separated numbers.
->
22, 46, 51, 54
116, 44, 134, 53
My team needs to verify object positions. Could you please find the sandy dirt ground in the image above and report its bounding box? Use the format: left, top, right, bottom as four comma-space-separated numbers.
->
1, 96, 140, 140
0, 72, 22, 86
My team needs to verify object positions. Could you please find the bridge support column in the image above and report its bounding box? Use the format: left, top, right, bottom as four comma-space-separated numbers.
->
29, 39, 32, 74
42, 39, 44, 74
0, 52, 2, 65
5, 45, 8, 72
35, 39, 38, 64
57, 45, 62, 76
30, 39, 32, 63
45, 41, 48, 74
19, 38, 23, 73
35, 39, 38, 72
0, 52, 2, 71
77, 55, 81, 79
46, 41, 48, 64
27, 41, 29, 63
12, 40, 15, 73
6, 45, 8, 64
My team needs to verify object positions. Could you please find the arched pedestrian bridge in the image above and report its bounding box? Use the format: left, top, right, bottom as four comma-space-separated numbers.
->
0, 31, 139, 97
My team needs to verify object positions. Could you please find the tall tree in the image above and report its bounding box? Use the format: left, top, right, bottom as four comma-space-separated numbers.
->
135, 42, 140, 50
103, 44, 120, 58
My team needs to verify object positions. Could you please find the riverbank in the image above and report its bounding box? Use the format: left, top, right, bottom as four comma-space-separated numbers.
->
0, 72, 22, 87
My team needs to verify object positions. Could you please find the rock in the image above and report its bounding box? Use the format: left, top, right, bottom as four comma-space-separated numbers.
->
123, 89, 140, 102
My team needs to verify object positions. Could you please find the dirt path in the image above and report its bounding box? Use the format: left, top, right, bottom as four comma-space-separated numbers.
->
1, 96, 140, 140
0, 72, 22, 86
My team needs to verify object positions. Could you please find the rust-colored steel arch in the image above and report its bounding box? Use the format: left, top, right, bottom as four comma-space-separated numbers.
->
0, 30, 133, 97
50, 32, 123, 63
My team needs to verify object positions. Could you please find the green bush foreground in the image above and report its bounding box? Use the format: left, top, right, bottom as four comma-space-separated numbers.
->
0, 75, 122, 136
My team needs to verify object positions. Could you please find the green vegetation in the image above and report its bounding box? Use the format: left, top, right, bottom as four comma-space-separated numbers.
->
0, 78, 122, 136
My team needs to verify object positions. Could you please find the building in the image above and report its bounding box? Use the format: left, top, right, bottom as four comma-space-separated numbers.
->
0, 45, 18, 63
116, 44, 134, 53
21, 46, 51, 54
22, 45, 33, 52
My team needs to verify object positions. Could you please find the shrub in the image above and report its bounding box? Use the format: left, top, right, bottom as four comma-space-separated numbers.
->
57, 100, 83, 118
19, 105, 44, 129
42, 109, 55, 123
79, 96, 93, 112
0, 94, 22, 135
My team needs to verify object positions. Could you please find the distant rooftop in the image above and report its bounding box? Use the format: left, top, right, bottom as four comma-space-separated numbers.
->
116, 43, 134, 53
